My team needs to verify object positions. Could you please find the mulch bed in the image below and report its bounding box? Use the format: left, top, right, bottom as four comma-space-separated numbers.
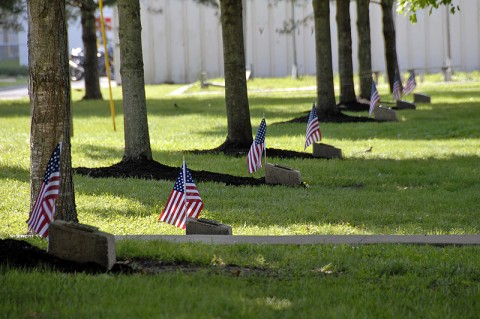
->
276, 109, 375, 124
0, 238, 266, 276
75, 112, 376, 185
0, 238, 119, 274
75, 158, 265, 186
74, 148, 317, 186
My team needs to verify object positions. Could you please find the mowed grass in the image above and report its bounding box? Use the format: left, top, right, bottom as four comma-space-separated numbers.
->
1, 76, 479, 236
1, 75, 480, 318
2, 240, 480, 318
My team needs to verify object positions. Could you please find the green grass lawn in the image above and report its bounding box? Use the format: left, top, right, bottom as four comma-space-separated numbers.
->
1, 76, 478, 236
1, 74, 480, 317
0, 76, 27, 87
2, 241, 480, 318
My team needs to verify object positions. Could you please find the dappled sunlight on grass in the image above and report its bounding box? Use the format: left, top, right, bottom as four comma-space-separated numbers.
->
1, 75, 480, 237
231, 222, 371, 236
0, 178, 29, 236
339, 139, 480, 160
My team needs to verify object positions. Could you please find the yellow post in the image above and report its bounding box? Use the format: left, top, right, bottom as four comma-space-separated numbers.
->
98, 0, 116, 131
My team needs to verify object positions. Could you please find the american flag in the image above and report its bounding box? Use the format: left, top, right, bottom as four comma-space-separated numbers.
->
402, 71, 416, 95
304, 104, 321, 149
158, 161, 203, 229
369, 81, 380, 116
26, 143, 62, 238
393, 72, 402, 101
247, 117, 267, 174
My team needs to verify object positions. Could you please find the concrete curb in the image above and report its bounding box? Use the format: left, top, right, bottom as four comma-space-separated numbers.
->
115, 235, 480, 246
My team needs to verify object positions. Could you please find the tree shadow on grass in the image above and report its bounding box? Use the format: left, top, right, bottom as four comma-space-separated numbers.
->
278, 108, 376, 124
75, 109, 377, 186
75, 158, 265, 186
0, 238, 268, 276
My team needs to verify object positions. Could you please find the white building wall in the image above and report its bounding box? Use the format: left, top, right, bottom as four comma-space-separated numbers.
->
15, 8, 114, 67
121, 0, 480, 84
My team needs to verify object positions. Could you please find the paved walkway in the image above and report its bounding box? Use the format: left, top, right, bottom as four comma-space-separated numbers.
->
0, 78, 116, 100
115, 235, 480, 245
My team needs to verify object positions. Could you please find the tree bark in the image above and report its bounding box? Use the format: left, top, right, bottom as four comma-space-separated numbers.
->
118, 0, 153, 162
382, 0, 400, 92
28, 0, 77, 222
356, 0, 372, 99
81, 0, 103, 100
312, 0, 338, 119
336, 0, 356, 103
219, 0, 252, 149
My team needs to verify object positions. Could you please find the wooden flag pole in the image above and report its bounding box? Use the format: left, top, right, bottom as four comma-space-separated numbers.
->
98, 0, 116, 131
263, 115, 267, 169
182, 156, 187, 229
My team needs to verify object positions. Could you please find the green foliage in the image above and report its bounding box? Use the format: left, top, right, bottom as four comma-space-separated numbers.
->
0, 0, 26, 31
397, 0, 459, 23
0, 59, 27, 76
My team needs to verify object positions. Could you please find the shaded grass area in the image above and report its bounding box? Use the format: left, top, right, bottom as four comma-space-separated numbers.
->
2, 240, 480, 318
1, 78, 480, 236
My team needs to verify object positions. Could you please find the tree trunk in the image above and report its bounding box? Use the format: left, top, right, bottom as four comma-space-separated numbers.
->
382, 0, 400, 93
81, 0, 103, 100
118, 0, 152, 162
312, 0, 338, 119
28, 0, 77, 222
356, 0, 372, 100
336, 0, 356, 103
219, 0, 252, 149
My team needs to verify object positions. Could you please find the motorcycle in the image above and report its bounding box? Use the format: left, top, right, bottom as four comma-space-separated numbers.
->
69, 47, 114, 81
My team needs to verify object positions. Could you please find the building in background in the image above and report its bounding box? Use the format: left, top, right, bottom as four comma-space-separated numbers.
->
0, 6, 113, 69
2, 0, 477, 84
120, 0, 478, 84
0, 27, 19, 62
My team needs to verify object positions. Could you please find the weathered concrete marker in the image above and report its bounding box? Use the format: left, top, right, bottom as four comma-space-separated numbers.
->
373, 105, 397, 121
265, 163, 302, 186
312, 143, 343, 159
48, 220, 116, 270
186, 217, 232, 235
395, 100, 416, 110
413, 93, 431, 103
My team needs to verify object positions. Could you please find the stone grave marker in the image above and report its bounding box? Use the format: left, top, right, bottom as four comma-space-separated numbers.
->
265, 163, 302, 186
373, 105, 397, 121
413, 93, 431, 103
395, 100, 416, 110
186, 217, 232, 235
48, 220, 116, 270
312, 143, 343, 159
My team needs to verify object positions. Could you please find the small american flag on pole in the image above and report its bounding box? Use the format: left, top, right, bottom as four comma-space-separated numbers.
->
369, 81, 381, 116
247, 117, 267, 174
158, 161, 203, 229
26, 143, 62, 238
402, 71, 416, 95
393, 72, 402, 101
305, 104, 321, 149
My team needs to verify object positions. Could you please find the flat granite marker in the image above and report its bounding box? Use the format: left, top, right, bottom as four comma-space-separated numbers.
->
265, 163, 302, 186
373, 105, 397, 121
186, 217, 232, 235
48, 220, 116, 270
413, 93, 431, 103
312, 143, 343, 159
394, 100, 416, 110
